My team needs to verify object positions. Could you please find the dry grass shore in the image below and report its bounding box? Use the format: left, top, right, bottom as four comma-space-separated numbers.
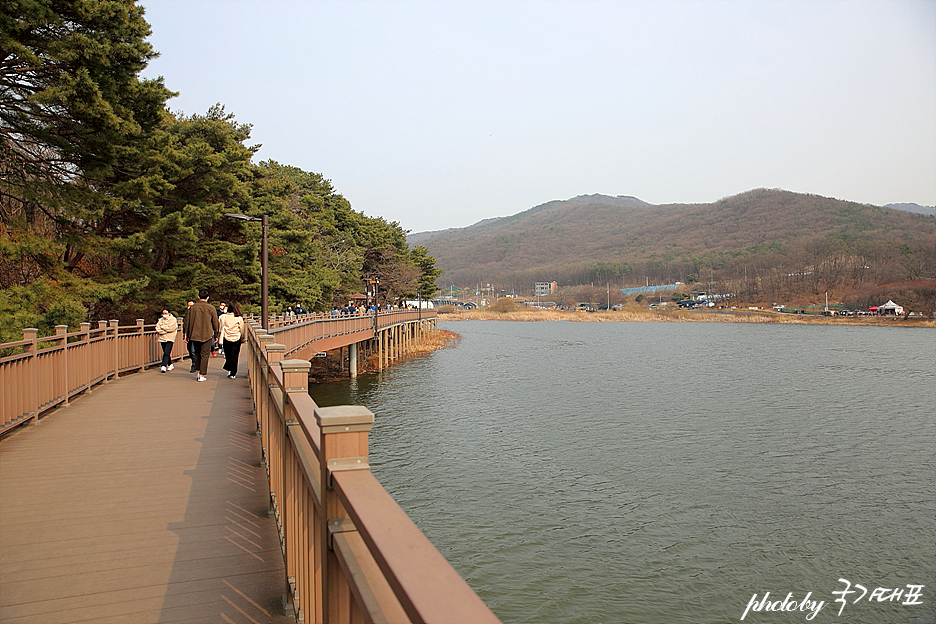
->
312, 311, 930, 382
439, 307, 936, 328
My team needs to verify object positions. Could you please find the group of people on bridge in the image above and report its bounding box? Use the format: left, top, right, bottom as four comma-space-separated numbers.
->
153, 290, 245, 383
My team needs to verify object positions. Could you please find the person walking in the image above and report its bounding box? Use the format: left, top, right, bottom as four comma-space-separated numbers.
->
219, 301, 245, 379
213, 302, 227, 356
183, 290, 219, 382
184, 300, 197, 372
156, 309, 178, 373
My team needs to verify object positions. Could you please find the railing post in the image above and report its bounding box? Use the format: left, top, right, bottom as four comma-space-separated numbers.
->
264, 341, 285, 366
22, 328, 39, 425
80, 322, 92, 393
92, 321, 105, 386
246, 323, 261, 392
280, 359, 308, 390
258, 333, 274, 375
257, 331, 274, 409
261, 340, 285, 516
279, 359, 311, 620
245, 321, 261, 408
136, 319, 145, 372
260, 343, 285, 468
109, 320, 119, 380
55, 325, 69, 407
315, 403, 374, 623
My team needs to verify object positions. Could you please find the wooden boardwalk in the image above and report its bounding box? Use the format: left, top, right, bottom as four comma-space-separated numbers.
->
0, 355, 294, 624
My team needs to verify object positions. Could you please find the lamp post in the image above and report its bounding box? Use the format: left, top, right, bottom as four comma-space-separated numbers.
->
224, 213, 268, 329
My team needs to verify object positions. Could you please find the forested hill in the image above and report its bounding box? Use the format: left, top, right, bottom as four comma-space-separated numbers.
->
409, 189, 936, 298
407, 194, 650, 244
0, 3, 442, 343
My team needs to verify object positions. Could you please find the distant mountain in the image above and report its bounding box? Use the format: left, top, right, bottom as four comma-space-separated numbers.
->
408, 194, 649, 245
409, 189, 936, 291
565, 193, 651, 207
886, 202, 936, 216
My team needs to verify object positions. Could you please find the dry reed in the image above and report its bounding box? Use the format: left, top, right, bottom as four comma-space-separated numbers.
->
439, 308, 936, 328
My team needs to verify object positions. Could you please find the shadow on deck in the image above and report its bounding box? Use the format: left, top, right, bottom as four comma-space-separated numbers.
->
0, 356, 294, 624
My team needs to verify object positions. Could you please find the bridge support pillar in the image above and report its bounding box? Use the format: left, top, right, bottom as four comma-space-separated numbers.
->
378, 329, 385, 371
349, 342, 357, 379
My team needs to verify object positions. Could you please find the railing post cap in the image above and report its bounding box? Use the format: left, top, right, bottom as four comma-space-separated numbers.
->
22, 328, 38, 336
315, 405, 375, 430
264, 343, 286, 352
257, 333, 274, 342
279, 359, 311, 373
136, 318, 145, 324
55, 324, 68, 330
80, 322, 92, 329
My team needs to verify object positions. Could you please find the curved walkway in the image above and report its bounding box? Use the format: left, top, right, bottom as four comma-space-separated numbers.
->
0, 356, 294, 624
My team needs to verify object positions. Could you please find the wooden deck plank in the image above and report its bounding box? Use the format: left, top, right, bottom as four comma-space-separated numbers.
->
0, 357, 294, 624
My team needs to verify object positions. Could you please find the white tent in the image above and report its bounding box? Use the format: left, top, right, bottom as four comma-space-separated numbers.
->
879, 300, 904, 315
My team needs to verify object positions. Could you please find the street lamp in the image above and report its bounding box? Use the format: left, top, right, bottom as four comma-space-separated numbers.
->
224, 213, 268, 329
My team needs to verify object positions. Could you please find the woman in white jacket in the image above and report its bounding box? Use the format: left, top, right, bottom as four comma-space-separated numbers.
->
219, 301, 246, 379
156, 309, 179, 372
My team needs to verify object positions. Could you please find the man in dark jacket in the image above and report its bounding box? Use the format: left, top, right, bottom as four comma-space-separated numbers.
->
184, 290, 220, 381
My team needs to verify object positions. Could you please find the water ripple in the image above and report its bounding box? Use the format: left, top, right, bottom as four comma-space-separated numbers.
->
312, 321, 935, 624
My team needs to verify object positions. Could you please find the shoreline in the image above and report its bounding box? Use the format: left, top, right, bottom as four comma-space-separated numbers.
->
438, 308, 936, 328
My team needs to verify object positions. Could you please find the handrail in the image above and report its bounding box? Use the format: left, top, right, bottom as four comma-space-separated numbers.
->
0, 311, 493, 623
264, 308, 432, 331
258, 309, 435, 360
0, 319, 188, 435
247, 318, 501, 623
0, 309, 432, 434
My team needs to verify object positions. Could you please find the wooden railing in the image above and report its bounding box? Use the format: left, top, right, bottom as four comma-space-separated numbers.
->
0, 320, 188, 435
247, 319, 502, 624
261, 309, 434, 359
0, 310, 432, 435
1, 313, 499, 623
266, 309, 431, 329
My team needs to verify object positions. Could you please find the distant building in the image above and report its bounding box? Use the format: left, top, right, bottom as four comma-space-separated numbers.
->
535, 281, 557, 297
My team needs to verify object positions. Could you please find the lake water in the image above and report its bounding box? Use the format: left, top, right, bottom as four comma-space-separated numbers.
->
310, 320, 935, 624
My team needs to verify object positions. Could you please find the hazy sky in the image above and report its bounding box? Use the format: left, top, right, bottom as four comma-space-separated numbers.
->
139, 0, 936, 233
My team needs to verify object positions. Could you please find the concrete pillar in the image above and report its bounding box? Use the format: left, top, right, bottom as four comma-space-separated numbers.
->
349, 342, 357, 379
378, 329, 384, 371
